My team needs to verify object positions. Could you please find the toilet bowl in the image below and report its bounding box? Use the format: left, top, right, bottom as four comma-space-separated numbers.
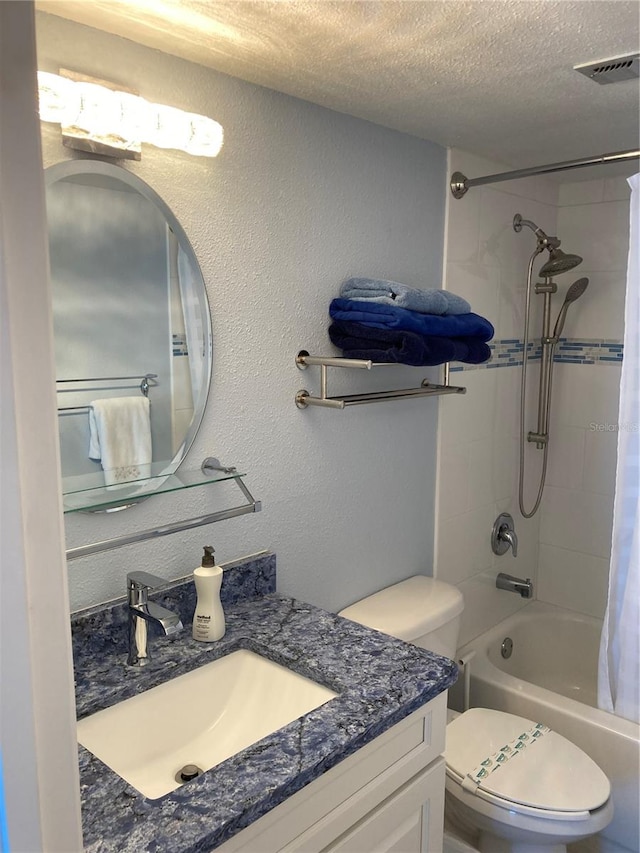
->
338, 576, 613, 853
445, 707, 613, 853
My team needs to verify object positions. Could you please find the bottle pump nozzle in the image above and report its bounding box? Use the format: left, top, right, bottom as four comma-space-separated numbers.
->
202, 545, 215, 567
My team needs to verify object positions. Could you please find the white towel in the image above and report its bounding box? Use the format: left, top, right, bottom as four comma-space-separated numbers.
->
89, 397, 152, 486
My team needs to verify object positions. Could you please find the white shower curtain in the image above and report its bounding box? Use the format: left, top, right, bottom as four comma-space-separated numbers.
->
597, 173, 640, 724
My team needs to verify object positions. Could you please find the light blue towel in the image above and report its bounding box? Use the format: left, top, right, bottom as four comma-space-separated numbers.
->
339, 278, 471, 316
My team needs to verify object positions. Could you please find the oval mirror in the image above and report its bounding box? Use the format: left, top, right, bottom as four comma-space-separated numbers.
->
45, 161, 212, 501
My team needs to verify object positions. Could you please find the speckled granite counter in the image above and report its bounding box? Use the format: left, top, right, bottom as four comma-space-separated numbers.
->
72, 556, 457, 852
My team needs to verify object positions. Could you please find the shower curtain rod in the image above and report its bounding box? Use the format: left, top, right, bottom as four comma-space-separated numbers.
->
450, 148, 640, 199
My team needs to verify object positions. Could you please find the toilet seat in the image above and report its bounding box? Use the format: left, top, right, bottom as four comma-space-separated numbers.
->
446, 770, 591, 822
445, 709, 610, 819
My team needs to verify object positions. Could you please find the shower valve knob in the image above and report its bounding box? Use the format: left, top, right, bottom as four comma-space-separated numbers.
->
491, 513, 518, 557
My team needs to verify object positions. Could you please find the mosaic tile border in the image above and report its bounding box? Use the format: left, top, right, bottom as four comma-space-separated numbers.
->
172, 332, 189, 356
554, 339, 623, 365
450, 337, 624, 373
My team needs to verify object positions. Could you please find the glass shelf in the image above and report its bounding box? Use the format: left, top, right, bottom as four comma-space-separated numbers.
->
62, 463, 243, 514
64, 458, 262, 560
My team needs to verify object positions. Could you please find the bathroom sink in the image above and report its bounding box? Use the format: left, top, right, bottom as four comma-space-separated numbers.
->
77, 649, 338, 799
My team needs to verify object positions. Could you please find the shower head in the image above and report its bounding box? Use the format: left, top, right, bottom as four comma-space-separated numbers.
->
513, 212, 582, 276
539, 247, 583, 278
552, 277, 589, 339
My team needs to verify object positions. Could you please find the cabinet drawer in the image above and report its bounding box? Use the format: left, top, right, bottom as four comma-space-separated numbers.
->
322, 759, 445, 853
220, 694, 447, 853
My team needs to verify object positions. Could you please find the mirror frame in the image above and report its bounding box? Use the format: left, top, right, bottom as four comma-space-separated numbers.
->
45, 159, 213, 491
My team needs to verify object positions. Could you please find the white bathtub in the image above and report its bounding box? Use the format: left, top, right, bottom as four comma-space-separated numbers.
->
452, 601, 640, 853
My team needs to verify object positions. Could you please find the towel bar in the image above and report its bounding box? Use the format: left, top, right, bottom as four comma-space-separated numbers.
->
295, 351, 466, 409
56, 373, 157, 388
56, 373, 158, 412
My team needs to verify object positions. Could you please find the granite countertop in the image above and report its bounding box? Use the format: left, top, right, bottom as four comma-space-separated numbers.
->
73, 574, 457, 852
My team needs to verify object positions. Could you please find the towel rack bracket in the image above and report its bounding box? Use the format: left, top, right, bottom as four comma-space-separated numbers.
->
295, 352, 466, 410
296, 350, 310, 370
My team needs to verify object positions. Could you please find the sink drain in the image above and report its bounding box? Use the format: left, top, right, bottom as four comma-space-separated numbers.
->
176, 764, 204, 784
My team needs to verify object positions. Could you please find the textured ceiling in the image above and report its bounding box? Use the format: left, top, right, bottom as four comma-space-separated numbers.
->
37, 0, 640, 173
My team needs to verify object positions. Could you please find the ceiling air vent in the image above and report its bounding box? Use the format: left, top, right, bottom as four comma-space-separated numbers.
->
574, 53, 640, 85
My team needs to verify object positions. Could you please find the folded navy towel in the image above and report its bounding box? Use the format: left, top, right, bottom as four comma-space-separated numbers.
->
340, 278, 471, 315
329, 299, 495, 341
328, 321, 492, 366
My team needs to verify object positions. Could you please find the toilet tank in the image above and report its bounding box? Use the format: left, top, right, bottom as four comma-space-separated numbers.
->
338, 576, 464, 658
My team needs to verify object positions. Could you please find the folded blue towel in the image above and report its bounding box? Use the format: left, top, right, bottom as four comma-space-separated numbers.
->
330, 299, 495, 341
339, 278, 471, 315
329, 321, 491, 366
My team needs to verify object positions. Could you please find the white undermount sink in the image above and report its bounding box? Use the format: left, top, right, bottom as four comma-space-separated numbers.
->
77, 649, 338, 799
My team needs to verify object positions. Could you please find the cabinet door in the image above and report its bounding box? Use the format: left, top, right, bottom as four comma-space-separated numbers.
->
322, 758, 445, 853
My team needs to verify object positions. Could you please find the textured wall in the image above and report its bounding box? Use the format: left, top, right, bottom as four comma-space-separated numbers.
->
36, 13, 447, 613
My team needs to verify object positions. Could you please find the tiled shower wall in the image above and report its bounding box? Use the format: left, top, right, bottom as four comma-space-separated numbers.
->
435, 149, 558, 646
538, 177, 630, 619
437, 150, 631, 643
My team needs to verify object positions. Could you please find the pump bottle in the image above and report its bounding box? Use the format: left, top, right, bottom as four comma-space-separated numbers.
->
192, 545, 225, 642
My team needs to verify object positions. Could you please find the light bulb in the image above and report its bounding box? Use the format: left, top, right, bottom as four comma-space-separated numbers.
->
37, 71, 79, 124
37, 72, 223, 158
145, 103, 191, 150
184, 114, 224, 157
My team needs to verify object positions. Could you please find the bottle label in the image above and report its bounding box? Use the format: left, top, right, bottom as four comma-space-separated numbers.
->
194, 614, 211, 639
192, 607, 225, 642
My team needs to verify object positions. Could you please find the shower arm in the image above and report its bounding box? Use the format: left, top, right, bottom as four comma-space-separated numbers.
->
514, 214, 561, 250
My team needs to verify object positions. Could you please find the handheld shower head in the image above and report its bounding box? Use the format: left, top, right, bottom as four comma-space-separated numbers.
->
539, 247, 583, 278
565, 277, 590, 303
552, 277, 589, 339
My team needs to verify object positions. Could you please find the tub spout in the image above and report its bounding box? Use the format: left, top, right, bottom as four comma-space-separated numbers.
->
496, 572, 533, 599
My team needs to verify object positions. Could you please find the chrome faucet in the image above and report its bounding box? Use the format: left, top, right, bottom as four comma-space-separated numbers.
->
491, 512, 518, 557
127, 571, 183, 667
496, 572, 533, 599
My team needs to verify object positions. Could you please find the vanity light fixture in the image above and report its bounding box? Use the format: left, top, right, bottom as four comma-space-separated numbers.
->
37, 71, 223, 160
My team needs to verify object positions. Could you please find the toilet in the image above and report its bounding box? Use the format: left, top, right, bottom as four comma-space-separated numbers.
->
338, 576, 613, 853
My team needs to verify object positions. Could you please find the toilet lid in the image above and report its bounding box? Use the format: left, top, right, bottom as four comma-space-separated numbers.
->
446, 709, 610, 815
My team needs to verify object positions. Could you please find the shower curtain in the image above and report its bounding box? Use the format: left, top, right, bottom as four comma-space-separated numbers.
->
597, 173, 640, 725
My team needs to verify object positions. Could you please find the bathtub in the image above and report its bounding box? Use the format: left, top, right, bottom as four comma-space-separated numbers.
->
452, 601, 639, 853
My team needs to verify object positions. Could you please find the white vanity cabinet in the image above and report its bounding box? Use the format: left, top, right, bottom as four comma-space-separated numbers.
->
217, 692, 447, 853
